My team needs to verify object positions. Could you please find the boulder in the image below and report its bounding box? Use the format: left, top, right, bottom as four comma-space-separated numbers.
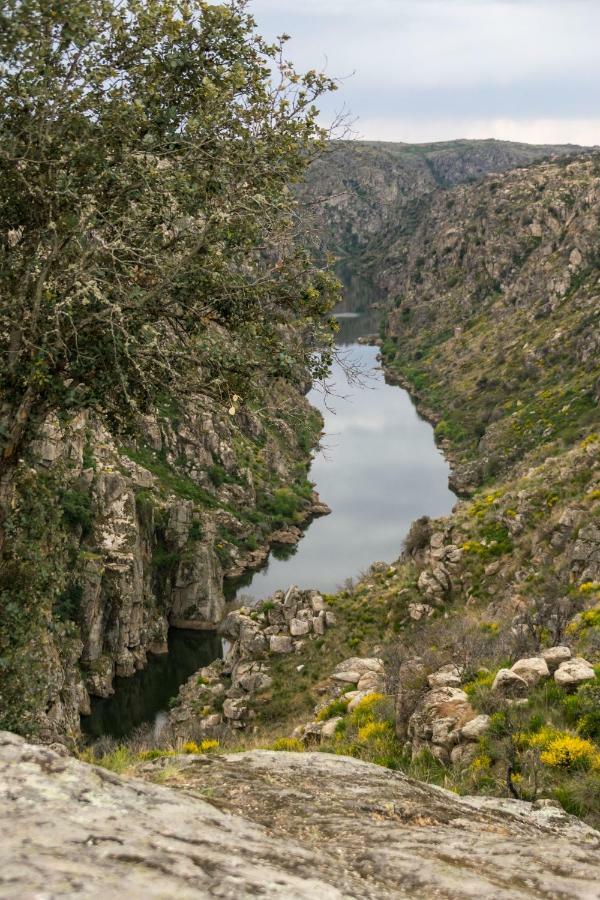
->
357, 671, 384, 693
321, 717, 343, 739
408, 602, 435, 621
289, 618, 311, 637
223, 698, 246, 721
492, 668, 529, 697
269, 634, 293, 654
541, 646, 572, 672
510, 657, 550, 687
461, 714, 491, 741
409, 687, 475, 760
332, 657, 384, 685
554, 657, 596, 689
3, 733, 600, 899
427, 664, 462, 689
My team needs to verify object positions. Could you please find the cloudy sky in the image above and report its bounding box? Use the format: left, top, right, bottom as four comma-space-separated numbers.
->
250, 0, 600, 146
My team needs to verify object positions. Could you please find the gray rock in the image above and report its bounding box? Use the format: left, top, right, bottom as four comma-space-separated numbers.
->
289, 618, 311, 637
554, 657, 596, 689
2, 733, 600, 899
461, 714, 491, 741
542, 646, 572, 672
427, 664, 462, 689
510, 657, 550, 687
492, 668, 529, 697
269, 634, 293, 654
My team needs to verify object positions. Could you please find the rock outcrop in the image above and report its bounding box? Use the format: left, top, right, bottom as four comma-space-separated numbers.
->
168, 587, 335, 740
1, 380, 329, 744
2, 731, 600, 899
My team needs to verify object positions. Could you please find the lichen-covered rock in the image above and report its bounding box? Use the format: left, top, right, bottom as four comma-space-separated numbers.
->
554, 657, 596, 689
541, 646, 572, 672
510, 657, 550, 687
408, 686, 475, 762
492, 668, 529, 697
461, 714, 491, 741
4, 732, 600, 899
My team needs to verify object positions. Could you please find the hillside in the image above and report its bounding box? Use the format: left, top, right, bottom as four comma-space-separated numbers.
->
143, 146, 600, 830
304, 138, 591, 270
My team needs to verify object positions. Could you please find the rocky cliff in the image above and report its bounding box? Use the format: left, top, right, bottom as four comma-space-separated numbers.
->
153, 144, 599, 829
304, 139, 590, 272
0, 377, 329, 745
2, 731, 600, 899
380, 153, 600, 492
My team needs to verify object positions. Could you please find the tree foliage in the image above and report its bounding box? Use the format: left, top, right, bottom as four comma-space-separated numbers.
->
0, 0, 340, 467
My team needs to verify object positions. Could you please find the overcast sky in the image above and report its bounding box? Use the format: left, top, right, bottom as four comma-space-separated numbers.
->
250, 0, 600, 146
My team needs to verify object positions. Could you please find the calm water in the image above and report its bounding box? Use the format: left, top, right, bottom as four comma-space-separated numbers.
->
83, 277, 456, 738
236, 309, 456, 602
83, 629, 221, 740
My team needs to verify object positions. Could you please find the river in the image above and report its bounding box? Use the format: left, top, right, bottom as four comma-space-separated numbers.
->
82, 282, 456, 739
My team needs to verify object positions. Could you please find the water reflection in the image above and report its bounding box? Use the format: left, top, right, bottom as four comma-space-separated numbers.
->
236, 316, 456, 602
82, 629, 222, 740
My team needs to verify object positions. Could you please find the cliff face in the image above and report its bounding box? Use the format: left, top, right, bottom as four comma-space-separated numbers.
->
304, 139, 590, 270
0, 378, 328, 744
379, 154, 600, 492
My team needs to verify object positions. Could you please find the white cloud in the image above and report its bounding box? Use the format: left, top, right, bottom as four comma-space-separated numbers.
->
356, 117, 600, 146
250, 0, 600, 145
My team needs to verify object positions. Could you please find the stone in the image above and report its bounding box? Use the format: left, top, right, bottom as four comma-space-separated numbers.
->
2, 734, 600, 899
321, 717, 343, 738
357, 671, 384, 693
450, 743, 478, 767
222, 698, 247, 721
408, 602, 435, 621
269, 634, 293, 654
427, 664, 462, 689
554, 657, 595, 689
510, 657, 550, 687
313, 612, 326, 635
492, 668, 529, 697
541, 646, 572, 672
310, 593, 326, 612
409, 687, 475, 758
461, 714, 491, 741
289, 618, 311, 637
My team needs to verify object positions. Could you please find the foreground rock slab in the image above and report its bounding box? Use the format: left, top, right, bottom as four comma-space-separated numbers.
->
2, 733, 600, 899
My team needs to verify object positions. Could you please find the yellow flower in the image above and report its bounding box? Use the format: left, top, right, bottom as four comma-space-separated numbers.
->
540, 734, 598, 769
357, 721, 391, 743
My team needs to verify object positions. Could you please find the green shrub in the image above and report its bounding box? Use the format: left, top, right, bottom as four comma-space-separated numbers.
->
60, 487, 93, 535
317, 698, 349, 721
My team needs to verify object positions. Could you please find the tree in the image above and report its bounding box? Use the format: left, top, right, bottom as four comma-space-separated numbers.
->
0, 0, 340, 476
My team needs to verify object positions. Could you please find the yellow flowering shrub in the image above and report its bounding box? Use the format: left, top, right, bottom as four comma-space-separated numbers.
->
271, 737, 304, 752
540, 735, 599, 770
182, 739, 220, 754
470, 754, 492, 771
357, 721, 392, 743
348, 693, 386, 726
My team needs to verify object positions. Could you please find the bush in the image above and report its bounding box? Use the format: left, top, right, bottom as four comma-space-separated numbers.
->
540, 734, 599, 771
271, 737, 304, 752
316, 698, 349, 721
403, 516, 432, 556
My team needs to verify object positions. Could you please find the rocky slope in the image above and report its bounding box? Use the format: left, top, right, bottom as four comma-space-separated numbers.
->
304, 139, 590, 272
148, 146, 599, 828
0, 378, 329, 745
3, 730, 600, 899
380, 153, 600, 492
